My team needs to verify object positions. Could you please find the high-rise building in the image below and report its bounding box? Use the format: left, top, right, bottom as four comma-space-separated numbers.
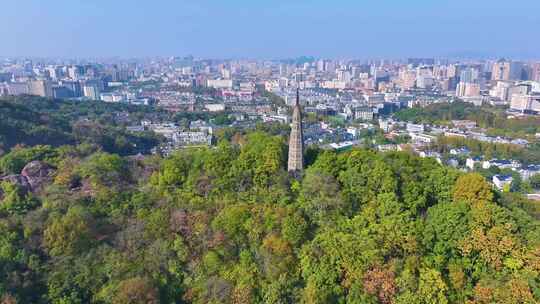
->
492, 59, 523, 81
316, 60, 325, 72
288, 89, 304, 174
29, 80, 53, 97
456, 82, 480, 97
492, 59, 511, 81
83, 85, 100, 100
0, 85, 7, 97
61, 80, 83, 97
417, 75, 434, 89
221, 69, 231, 79
510, 62, 525, 80
460, 68, 480, 83
456, 82, 466, 97
68, 65, 84, 80
511, 94, 540, 113
7, 82, 29, 95
337, 69, 351, 82
447, 64, 459, 78
489, 81, 513, 101
532, 63, 540, 82
399, 70, 416, 89
46, 66, 63, 80
52, 86, 74, 99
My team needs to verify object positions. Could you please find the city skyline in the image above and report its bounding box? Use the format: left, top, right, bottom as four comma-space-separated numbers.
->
2, 0, 540, 59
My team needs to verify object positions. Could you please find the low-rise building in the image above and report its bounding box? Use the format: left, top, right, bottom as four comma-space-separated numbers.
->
207, 79, 233, 89
447, 158, 459, 168
452, 120, 477, 129
466, 157, 483, 170
406, 123, 425, 133
519, 165, 540, 181
482, 159, 521, 170
173, 131, 212, 146
493, 175, 513, 191
450, 147, 471, 156
205, 103, 225, 112
410, 133, 436, 144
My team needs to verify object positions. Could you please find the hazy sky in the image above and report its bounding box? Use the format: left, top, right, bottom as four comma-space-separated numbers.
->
2, 0, 539, 59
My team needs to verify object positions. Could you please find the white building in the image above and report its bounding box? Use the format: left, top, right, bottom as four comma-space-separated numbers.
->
406, 123, 425, 133
466, 157, 483, 170
263, 115, 289, 124
489, 81, 513, 102
493, 175, 513, 191
207, 79, 233, 89
449, 147, 470, 156
410, 133, 436, 144
346, 127, 359, 138
447, 158, 459, 168
100, 93, 125, 103
510, 94, 540, 113
205, 104, 225, 112
482, 159, 521, 170
519, 165, 540, 181
456, 82, 480, 97
149, 123, 180, 139
7, 82, 30, 95
321, 80, 347, 90
83, 85, 100, 100
173, 131, 212, 146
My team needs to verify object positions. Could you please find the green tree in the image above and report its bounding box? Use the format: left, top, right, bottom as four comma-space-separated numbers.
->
530, 174, 540, 190
43, 206, 94, 256
0, 145, 58, 175
112, 277, 158, 304
0, 181, 39, 215
453, 173, 494, 205
417, 268, 448, 304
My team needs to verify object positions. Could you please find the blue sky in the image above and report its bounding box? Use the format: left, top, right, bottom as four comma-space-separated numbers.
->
1, 0, 539, 59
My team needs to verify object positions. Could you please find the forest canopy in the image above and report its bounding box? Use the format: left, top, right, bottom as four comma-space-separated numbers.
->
0, 96, 539, 303
1, 129, 540, 303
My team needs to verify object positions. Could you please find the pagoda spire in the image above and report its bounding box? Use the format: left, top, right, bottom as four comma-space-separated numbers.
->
288, 88, 304, 174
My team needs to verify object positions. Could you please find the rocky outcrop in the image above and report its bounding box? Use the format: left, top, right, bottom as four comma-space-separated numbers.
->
0, 161, 55, 200
21, 161, 54, 192
1, 174, 31, 189
0, 174, 31, 200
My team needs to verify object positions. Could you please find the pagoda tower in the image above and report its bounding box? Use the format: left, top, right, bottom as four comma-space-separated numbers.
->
287, 89, 304, 173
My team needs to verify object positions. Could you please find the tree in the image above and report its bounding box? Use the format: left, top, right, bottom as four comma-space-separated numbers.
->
453, 173, 494, 205
530, 174, 540, 190
417, 268, 448, 304
362, 266, 397, 304
1, 121, 540, 303
0, 145, 58, 175
299, 168, 345, 224
78, 152, 128, 188
43, 206, 94, 256
112, 277, 158, 304
0, 181, 39, 215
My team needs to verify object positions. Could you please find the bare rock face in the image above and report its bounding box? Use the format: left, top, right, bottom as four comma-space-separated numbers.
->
1, 174, 31, 189
20, 161, 54, 192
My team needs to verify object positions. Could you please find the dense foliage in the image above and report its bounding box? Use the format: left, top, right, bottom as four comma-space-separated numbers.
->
1, 129, 540, 303
430, 136, 540, 165
0, 96, 163, 156
394, 101, 540, 139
